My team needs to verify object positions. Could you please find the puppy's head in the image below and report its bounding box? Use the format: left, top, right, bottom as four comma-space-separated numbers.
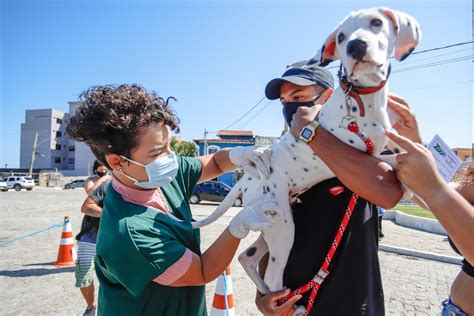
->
309, 7, 422, 86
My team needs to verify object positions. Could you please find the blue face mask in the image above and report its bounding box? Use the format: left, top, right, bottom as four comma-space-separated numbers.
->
120, 152, 179, 189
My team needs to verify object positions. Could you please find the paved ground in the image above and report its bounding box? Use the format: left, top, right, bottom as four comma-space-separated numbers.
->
0, 188, 461, 315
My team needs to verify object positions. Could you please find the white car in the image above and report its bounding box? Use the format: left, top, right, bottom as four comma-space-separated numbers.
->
0, 180, 7, 192
2, 176, 35, 191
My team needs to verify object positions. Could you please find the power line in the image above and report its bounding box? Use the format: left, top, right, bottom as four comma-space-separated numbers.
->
238, 100, 274, 129
328, 41, 473, 69
392, 80, 474, 91
210, 96, 266, 133
392, 55, 473, 73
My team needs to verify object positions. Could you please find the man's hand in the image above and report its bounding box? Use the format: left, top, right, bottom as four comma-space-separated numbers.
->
289, 105, 323, 138
255, 288, 302, 316
229, 146, 272, 178
387, 93, 422, 144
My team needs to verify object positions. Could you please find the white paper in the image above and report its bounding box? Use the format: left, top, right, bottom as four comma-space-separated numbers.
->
427, 134, 463, 182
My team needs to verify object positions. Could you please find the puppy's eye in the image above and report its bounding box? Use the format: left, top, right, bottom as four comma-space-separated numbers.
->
370, 19, 383, 27
337, 33, 345, 44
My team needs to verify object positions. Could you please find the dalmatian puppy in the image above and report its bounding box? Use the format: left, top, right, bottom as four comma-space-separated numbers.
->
193, 7, 422, 294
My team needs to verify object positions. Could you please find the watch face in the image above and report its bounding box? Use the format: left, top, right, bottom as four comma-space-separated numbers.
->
301, 128, 312, 139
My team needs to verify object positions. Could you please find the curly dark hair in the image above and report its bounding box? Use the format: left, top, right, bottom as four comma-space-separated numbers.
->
67, 84, 180, 168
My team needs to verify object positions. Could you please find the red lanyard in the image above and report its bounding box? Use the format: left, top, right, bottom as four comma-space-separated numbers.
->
279, 193, 359, 315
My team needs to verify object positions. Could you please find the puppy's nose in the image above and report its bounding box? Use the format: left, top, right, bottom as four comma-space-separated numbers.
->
346, 39, 368, 61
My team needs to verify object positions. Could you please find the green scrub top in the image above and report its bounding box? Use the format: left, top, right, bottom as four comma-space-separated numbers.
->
95, 156, 206, 316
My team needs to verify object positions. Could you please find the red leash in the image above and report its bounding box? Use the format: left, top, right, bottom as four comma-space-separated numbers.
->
279, 193, 359, 315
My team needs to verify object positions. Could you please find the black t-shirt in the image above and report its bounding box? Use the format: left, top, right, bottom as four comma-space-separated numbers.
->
283, 177, 384, 316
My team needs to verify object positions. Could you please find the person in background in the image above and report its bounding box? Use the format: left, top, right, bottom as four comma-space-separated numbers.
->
378, 207, 385, 239
75, 160, 110, 316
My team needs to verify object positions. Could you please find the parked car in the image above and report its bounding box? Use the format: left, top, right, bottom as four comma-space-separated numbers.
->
2, 176, 35, 191
64, 179, 86, 189
0, 180, 8, 192
190, 181, 242, 207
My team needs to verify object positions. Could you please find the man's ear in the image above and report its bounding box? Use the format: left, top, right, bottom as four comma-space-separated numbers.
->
380, 8, 422, 61
316, 88, 334, 105
106, 154, 124, 171
307, 28, 338, 67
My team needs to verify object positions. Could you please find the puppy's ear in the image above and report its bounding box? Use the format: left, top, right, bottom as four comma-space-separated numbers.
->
307, 29, 337, 67
380, 8, 422, 61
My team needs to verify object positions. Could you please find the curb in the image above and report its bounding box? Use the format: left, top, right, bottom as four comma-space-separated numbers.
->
379, 244, 462, 265
383, 209, 446, 235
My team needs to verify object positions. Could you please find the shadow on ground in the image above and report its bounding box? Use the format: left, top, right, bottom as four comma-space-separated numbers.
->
0, 262, 75, 277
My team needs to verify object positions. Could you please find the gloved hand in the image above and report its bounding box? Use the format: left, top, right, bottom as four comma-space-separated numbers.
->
229, 146, 272, 178
229, 198, 278, 239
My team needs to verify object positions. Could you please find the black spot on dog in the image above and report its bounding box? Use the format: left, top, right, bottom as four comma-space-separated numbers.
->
284, 220, 288, 223
292, 183, 296, 187
273, 184, 277, 188
290, 143, 296, 148
312, 157, 316, 160
249, 161, 256, 168
340, 105, 343, 109
271, 257, 276, 262
320, 113, 324, 117
303, 168, 309, 172
244, 188, 248, 193
269, 166, 273, 174
271, 193, 275, 197
330, 128, 335, 132
363, 123, 368, 127
238, 187, 241, 192
293, 157, 297, 160
248, 177, 252, 181
295, 139, 300, 143
246, 247, 257, 257
288, 183, 290, 187
302, 177, 305, 181
352, 106, 357, 112
394, 148, 400, 154
349, 139, 354, 144
290, 179, 294, 182
372, 123, 377, 127
263, 187, 267, 194
368, 104, 372, 108
266, 186, 270, 192
285, 171, 288, 175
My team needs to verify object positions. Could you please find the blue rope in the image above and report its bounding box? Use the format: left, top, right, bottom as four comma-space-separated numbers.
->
223, 270, 229, 315
0, 221, 64, 247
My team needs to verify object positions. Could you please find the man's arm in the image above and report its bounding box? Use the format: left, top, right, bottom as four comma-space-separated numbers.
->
309, 127, 403, 209
81, 196, 102, 218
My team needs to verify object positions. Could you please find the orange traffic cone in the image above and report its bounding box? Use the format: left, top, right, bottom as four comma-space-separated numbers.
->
210, 266, 235, 316
55, 216, 76, 267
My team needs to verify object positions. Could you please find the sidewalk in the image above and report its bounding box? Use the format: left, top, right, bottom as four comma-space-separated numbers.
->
380, 219, 462, 259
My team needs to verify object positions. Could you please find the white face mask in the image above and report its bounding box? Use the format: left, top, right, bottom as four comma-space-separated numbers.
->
119, 152, 179, 189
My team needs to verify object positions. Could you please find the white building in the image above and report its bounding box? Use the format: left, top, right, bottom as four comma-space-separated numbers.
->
19, 103, 96, 176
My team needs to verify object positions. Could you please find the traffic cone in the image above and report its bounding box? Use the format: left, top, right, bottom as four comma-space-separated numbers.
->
55, 216, 76, 267
210, 266, 235, 316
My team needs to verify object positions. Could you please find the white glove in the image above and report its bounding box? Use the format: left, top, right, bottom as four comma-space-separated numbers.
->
229, 198, 277, 239
229, 146, 272, 178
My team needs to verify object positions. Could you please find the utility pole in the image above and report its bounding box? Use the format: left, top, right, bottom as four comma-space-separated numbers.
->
28, 132, 39, 176
203, 129, 208, 156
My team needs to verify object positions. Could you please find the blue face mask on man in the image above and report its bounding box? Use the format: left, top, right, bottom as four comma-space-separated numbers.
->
119, 152, 179, 189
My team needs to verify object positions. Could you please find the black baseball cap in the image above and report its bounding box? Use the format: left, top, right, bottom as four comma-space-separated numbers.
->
265, 61, 334, 100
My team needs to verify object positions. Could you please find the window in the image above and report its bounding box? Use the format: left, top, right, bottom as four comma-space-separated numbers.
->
56, 118, 62, 124
68, 158, 75, 164
55, 144, 61, 150
56, 131, 62, 137
207, 145, 219, 155
54, 157, 61, 163
69, 145, 75, 152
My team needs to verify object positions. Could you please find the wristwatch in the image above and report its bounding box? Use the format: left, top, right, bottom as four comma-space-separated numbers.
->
299, 120, 320, 143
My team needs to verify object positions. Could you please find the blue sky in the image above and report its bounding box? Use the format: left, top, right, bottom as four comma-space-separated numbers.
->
1, 0, 472, 168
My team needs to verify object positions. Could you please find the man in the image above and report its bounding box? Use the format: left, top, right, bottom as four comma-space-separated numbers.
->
255, 62, 404, 315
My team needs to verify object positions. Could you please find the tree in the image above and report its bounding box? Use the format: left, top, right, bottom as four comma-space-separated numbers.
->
170, 137, 197, 157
